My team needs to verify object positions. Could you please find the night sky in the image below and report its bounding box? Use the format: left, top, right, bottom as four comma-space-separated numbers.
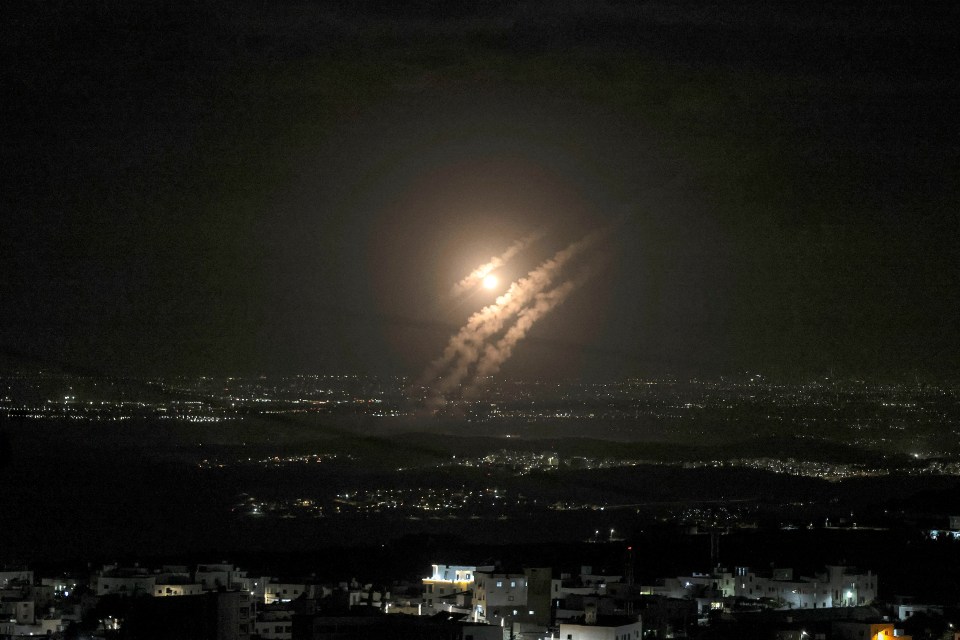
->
2, 1, 958, 381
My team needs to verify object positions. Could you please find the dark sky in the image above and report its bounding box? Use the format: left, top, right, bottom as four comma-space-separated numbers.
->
2, 1, 958, 381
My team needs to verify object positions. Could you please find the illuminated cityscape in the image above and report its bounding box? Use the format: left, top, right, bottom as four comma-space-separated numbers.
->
2, 370, 960, 637
3, 372, 958, 455
3, 0, 958, 638
3, 370, 960, 638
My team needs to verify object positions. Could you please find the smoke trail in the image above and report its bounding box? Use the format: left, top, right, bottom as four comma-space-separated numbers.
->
449, 230, 544, 297
422, 226, 609, 395
464, 261, 606, 398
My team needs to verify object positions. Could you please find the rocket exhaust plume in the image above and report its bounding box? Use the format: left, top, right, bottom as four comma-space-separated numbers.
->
470, 269, 594, 384
422, 225, 612, 397
464, 259, 607, 398
450, 230, 544, 297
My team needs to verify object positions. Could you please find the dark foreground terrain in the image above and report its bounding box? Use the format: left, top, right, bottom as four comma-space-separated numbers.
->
2, 414, 959, 605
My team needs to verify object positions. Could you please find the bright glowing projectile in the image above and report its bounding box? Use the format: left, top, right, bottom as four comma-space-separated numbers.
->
450, 230, 543, 297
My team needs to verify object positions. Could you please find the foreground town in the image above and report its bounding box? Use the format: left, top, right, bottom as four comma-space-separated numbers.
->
2, 549, 958, 640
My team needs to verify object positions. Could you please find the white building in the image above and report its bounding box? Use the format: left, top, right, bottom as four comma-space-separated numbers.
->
897, 603, 943, 621
658, 565, 877, 612
552, 567, 623, 624
474, 570, 527, 623
262, 581, 309, 604
96, 571, 157, 596
195, 563, 249, 591
423, 564, 477, 614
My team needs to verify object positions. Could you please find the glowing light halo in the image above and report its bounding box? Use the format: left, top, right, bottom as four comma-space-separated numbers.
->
482, 274, 498, 290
